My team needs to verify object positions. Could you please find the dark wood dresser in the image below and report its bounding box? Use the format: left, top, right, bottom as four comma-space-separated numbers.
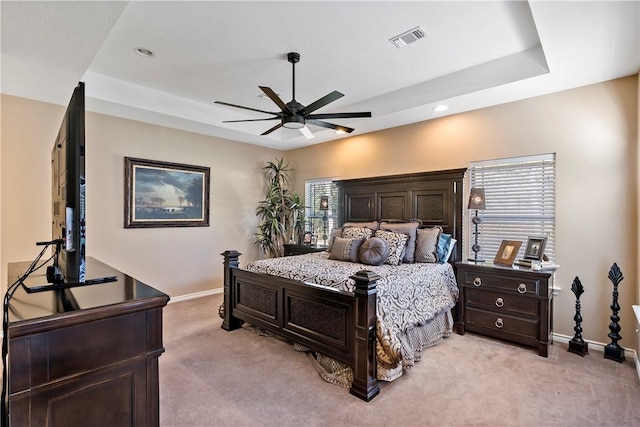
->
5, 257, 170, 426
283, 244, 327, 256
456, 261, 555, 357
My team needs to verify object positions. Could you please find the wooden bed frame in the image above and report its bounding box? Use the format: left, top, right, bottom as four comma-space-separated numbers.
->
221, 168, 466, 401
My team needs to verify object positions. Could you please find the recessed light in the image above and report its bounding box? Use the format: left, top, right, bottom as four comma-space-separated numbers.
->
433, 105, 448, 112
134, 47, 154, 58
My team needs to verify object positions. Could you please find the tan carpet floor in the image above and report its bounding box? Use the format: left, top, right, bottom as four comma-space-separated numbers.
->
159, 294, 640, 427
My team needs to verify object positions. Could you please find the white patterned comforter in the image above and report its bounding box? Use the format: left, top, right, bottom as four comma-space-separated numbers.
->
244, 252, 459, 367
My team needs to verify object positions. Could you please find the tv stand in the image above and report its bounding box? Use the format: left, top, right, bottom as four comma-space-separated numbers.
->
5, 257, 169, 426
22, 274, 118, 294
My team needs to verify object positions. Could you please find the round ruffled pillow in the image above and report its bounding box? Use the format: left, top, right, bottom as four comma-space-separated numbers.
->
358, 237, 389, 266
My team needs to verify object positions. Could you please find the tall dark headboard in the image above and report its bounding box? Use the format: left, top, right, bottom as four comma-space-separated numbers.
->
334, 168, 466, 264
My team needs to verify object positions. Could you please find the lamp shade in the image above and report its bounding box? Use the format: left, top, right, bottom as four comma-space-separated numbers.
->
467, 188, 486, 210
319, 195, 329, 210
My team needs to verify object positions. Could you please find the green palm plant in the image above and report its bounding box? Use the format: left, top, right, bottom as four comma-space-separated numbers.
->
255, 158, 305, 257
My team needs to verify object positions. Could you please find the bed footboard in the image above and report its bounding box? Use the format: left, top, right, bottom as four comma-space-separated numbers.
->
221, 250, 380, 401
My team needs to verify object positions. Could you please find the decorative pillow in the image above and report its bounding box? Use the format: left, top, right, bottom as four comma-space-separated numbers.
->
342, 227, 373, 240
445, 238, 457, 263
374, 229, 409, 266
327, 228, 343, 252
358, 237, 389, 266
415, 226, 443, 263
329, 237, 364, 262
380, 221, 421, 263
343, 221, 379, 231
436, 233, 453, 263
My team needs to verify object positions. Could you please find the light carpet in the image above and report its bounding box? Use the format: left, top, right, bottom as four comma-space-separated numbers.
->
160, 294, 639, 427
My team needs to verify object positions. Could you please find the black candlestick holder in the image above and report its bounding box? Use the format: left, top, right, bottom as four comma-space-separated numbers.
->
568, 276, 589, 356
604, 263, 625, 363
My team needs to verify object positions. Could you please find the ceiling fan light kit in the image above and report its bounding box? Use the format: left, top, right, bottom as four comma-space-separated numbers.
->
282, 115, 306, 129
215, 52, 371, 137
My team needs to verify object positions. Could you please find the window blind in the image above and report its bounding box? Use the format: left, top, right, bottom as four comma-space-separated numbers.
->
305, 179, 339, 241
469, 154, 556, 262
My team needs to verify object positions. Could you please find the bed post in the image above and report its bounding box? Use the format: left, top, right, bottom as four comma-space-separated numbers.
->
221, 250, 242, 331
349, 270, 381, 401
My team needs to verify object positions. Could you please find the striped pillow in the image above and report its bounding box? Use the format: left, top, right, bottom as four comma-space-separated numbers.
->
329, 237, 364, 262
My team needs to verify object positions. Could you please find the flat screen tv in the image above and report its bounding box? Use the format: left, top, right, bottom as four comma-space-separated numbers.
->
50, 82, 86, 284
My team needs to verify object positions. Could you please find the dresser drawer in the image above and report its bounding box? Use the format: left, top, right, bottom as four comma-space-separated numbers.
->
461, 271, 540, 296
466, 307, 539, 342
465, 288, 539, 317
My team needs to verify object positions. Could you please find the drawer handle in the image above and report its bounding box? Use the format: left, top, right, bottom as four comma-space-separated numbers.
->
473, 277, 482, 287
495, 318, 504, 328
495, 297, 504, 308
517, 283, 527, 294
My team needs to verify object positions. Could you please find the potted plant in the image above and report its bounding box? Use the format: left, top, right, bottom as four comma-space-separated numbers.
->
255, 158, 305, 257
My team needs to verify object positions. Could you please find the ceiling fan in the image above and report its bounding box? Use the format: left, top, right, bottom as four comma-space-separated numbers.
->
215, 52, 371, 138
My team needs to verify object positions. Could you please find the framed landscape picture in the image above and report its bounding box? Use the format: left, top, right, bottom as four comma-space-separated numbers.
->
125, 157, 210, 228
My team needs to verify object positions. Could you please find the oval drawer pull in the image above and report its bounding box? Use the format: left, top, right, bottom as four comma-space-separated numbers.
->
495, 297, 504, 308
517, 283, 527, 294
495, 318, 504, 328
473, 277, 482, 287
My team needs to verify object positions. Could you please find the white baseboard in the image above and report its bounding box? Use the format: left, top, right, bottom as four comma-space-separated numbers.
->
168, 288, 223, 304
552, 332, 640, 382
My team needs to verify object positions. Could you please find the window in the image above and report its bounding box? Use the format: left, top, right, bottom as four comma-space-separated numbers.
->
469, 153, 556, 262
305, 179, 338, 245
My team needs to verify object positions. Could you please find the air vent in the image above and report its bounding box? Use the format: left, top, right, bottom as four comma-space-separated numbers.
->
389, 26, 428, 48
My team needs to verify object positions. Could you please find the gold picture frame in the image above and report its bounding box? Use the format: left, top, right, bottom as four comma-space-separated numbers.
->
493, 240, 522, 266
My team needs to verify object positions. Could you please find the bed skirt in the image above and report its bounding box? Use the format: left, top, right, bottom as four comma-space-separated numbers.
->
292, 309, 454, 386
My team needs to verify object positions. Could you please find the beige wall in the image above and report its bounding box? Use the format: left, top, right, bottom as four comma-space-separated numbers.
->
637, 70, 640, 360
288, 76, 639, 349
1, 94, 283, 298
2, 76, 638, 349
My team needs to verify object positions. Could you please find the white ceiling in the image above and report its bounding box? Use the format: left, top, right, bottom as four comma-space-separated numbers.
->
2, 1, 639, 150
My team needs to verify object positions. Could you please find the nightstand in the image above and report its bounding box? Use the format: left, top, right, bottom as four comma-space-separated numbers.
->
455, 261, 556, 357
283, 244, 327, 256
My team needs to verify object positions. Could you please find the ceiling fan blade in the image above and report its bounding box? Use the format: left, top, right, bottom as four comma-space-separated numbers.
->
307, 112, 372, 120
222, 117, 280, 123
259, 86, 292, 114
299, 126, 315, 139
215, 100, 282, 117
300, 91, 344, 115
261, 122, 284, 136
307, 119, 354, 134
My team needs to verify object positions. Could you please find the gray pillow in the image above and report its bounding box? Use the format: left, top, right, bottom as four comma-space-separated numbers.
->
380, 221, 420, 263
329, 237, 364, 262
415, 226, 443, 263
327, 228, 342, 252
358, 237, 389, 266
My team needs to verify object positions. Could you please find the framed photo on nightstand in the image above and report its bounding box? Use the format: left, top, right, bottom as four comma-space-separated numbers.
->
302, 232, 313, 245
493, 240, 522, 266
524, 236, 547, 261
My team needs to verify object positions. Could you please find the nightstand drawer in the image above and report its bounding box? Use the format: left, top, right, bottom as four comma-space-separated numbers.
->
466, 307, 539, 341
461, 271, 540, 295
465, 288, 539, 317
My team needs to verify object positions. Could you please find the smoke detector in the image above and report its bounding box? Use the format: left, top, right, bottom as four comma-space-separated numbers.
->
389, 26, 428, 48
